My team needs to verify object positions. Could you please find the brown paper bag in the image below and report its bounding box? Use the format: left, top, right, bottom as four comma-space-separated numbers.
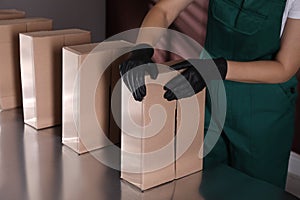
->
121, 66, 178, 191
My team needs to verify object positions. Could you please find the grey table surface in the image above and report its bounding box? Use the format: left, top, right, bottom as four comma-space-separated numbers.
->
0, 109, 298, 200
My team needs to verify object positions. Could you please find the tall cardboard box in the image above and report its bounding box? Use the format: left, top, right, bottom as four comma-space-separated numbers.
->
62, 41, 132, 154
0, 18, 52, 111
121, 67, 178, 191
0, 9, 26, 20
175, 91, 205, 179
20, 29, 91, 129
121, 62, 205, 190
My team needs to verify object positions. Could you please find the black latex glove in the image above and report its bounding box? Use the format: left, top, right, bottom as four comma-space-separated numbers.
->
119, 43, 158, 101
163, 58, 227, 101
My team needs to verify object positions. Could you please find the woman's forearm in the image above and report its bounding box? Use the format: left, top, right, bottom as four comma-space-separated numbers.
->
136, 6, 170, 45
136, 0, 194, 46
226, 18, 300, 84
226, 60, 296, 84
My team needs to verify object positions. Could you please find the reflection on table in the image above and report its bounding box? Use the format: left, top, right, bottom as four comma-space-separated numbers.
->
0, 109, 298, 200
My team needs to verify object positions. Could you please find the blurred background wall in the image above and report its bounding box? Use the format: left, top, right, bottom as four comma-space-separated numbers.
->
0, 0, 106, 42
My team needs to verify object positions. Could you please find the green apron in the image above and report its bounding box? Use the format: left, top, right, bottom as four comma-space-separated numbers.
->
203, 0, 297, 188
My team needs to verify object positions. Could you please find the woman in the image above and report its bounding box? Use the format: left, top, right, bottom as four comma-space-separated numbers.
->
119, 0, 300, 188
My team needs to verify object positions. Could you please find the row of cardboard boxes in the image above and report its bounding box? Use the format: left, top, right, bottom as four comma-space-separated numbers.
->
0, 10, 205, 191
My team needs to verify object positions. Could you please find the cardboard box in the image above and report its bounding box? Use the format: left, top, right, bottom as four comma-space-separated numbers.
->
121, 66, 178, 191
0, 18, 52, 111
20, 29, 91, 129
121, 63, 205, 190
62, 41, 132, 154
0, 9, 25, 20
175, 90, 205, 179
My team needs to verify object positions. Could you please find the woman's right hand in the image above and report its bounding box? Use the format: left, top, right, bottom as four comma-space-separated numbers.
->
119, 43, 158, 101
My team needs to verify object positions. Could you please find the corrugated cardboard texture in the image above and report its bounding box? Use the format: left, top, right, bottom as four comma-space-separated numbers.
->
175, 90, 205, 179
121, 67, 178, 191
62, 41, 132, 154
0, 9, 25, 20
0, 18, 52, 111
20, 29, 91, 129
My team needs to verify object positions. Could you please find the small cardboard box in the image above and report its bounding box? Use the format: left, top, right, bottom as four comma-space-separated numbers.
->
0, 9, 26, 20
121, 66, 178, 191
20, 29, 91, 129
62, 41, 132, 154
0, 18, 52, 111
